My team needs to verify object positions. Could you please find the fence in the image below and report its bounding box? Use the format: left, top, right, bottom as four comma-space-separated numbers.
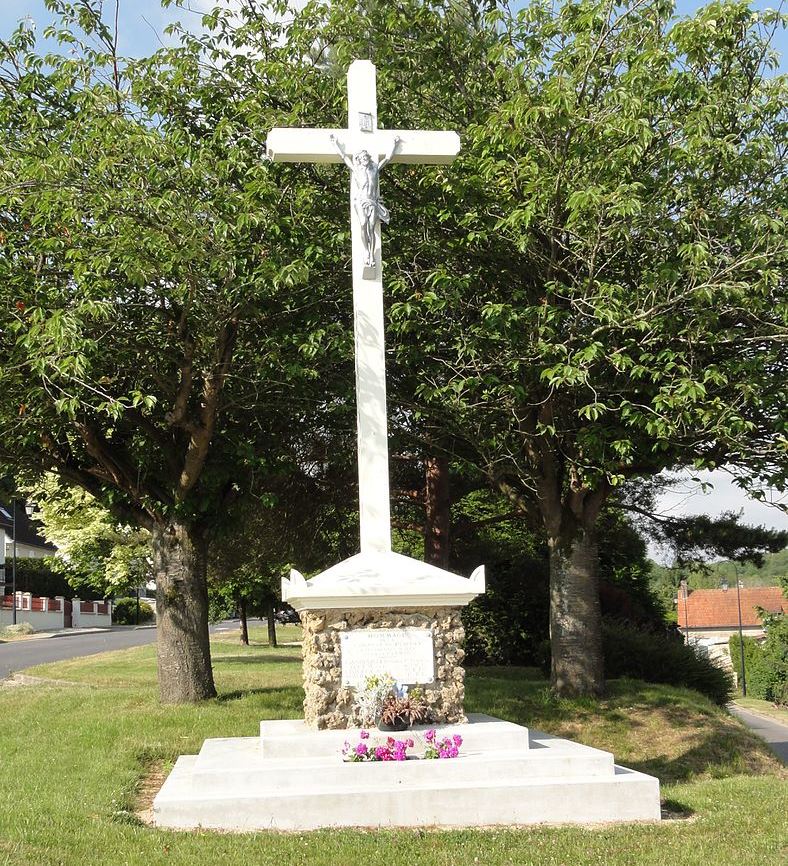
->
0, 593, 112, 630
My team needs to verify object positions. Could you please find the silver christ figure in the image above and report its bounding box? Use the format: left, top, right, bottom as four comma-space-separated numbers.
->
330, 133, 400, 267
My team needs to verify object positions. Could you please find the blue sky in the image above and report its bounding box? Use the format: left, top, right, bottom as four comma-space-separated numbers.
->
2, 1, 787, 67
3, 1, 786, 545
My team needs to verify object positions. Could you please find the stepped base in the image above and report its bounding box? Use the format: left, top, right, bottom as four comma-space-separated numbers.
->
153, 714, 661, 831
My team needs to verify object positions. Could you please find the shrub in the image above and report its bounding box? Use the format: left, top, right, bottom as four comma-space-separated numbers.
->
601, 619, 734, 705
1, 622, 36, 638
729, 633, 763, 693
731, 618, 788, 704
112, 597, 154, 625
461, 556, 550, 666
7, 558, 73, 598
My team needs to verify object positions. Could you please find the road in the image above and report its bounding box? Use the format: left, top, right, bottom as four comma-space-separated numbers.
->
0, 628, 157, 680
729, 704, 788, 764
0, 620, 244, 681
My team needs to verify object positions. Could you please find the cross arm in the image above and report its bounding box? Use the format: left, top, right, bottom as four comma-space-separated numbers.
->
266, 128, 349, 163
266, 128, 460, 165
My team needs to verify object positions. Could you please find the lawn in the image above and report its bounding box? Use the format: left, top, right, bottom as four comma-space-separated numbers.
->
0, 628, 784, 866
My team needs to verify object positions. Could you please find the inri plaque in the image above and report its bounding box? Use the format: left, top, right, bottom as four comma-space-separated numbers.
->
340, 628, 434, 687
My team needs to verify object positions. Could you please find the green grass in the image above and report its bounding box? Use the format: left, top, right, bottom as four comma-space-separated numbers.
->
0, 636, 784, 866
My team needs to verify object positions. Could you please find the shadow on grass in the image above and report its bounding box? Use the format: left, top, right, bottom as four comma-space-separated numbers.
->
661, 797, 695, 820
465, 668, 784, 785
215, 685, 303, 705
212, 654, 302, 665
628, 728, 781, 783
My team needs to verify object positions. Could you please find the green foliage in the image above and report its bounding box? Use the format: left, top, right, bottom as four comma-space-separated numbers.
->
24, 477, 150, 598
111, 597, 154, 626
731, 618, 788, 704
462, 553, 550, 666
10, 557, 73, 598
459, 493, 666, 665
600, 620, 734, 705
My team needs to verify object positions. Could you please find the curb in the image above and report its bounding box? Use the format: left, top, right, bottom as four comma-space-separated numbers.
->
731, 702, 788, 728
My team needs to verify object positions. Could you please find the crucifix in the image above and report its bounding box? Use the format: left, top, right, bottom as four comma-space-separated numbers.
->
267, 60, 460, 555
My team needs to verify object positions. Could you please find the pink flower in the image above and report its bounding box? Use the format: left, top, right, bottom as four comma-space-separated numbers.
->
375, 746, 387, 760
453, 734, 463, 747
355, 743, 368, 756
425, 729, 436, 742
360, 730, 370, 739
448, 746, 459, 758
407, 738, 415, 748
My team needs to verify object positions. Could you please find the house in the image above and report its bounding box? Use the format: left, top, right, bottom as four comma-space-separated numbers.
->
677, 584, 785, 672
0, 502, 57, 593
677, 584, 785, 640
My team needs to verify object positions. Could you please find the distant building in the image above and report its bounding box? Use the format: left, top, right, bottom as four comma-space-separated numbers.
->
0, 502, 57, 593
677, 585, 785, 641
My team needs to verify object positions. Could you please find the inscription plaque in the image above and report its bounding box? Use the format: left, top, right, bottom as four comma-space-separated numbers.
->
340, 628, 434, 687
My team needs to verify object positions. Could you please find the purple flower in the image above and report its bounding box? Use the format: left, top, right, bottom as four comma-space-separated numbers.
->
375, 746, 388, 760
453, 734, 463, 747
425, 729, 436, 742
355, 743, 368, 756
448, 746, 459, 758
360, 730, 369, 740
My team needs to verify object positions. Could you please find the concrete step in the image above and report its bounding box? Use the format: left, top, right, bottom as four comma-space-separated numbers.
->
153, 715, 661, 831
259, 712, 529, 758
190, 734, 614, 793
154, 755, 660, 831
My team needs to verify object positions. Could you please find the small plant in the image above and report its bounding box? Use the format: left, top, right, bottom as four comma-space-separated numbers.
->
378, 687, 430, 729
423, 729, 463, 759
0, 622, 35, 639
354, 673, 396, 726
342, 730, 415, 762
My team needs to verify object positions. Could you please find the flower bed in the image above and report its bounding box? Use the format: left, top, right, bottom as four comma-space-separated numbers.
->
342, 729, 463, 762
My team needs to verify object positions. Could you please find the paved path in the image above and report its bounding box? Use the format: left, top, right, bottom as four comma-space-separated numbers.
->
0, 628, 157, 680
729, 704, 788, 764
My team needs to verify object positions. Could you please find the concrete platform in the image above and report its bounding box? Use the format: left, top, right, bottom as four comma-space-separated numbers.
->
153, 714, 661, 831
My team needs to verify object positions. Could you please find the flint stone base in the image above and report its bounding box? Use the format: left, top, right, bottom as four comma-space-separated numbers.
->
300, 606, 465, 729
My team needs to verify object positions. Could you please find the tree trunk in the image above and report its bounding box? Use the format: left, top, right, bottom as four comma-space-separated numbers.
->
547, 522, 605, 697
152, 521, 216, 703
267, 602, 277, 648
239, 596, 249, 646
424, 455, 451, 568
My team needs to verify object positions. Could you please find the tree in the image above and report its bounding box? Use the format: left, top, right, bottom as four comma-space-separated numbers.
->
375, 0, 788, 695
23, 476, 151, 598
0, 1, 353, 701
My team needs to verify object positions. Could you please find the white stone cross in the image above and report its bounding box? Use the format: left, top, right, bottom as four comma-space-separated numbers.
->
266, 60, 460, 554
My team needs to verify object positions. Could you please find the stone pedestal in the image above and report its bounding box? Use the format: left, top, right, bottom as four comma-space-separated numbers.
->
282, 549, 485, 730
301, 606, 466, 729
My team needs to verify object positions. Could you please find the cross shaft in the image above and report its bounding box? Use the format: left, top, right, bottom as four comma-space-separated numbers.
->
266, 60, 460, 554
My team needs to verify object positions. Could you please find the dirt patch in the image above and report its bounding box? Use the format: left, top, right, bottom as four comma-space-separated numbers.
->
8, 673, 91, 688
134, 761, 168, 825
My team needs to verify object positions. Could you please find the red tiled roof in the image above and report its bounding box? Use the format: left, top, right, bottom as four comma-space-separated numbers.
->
677, 586, 785, 629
